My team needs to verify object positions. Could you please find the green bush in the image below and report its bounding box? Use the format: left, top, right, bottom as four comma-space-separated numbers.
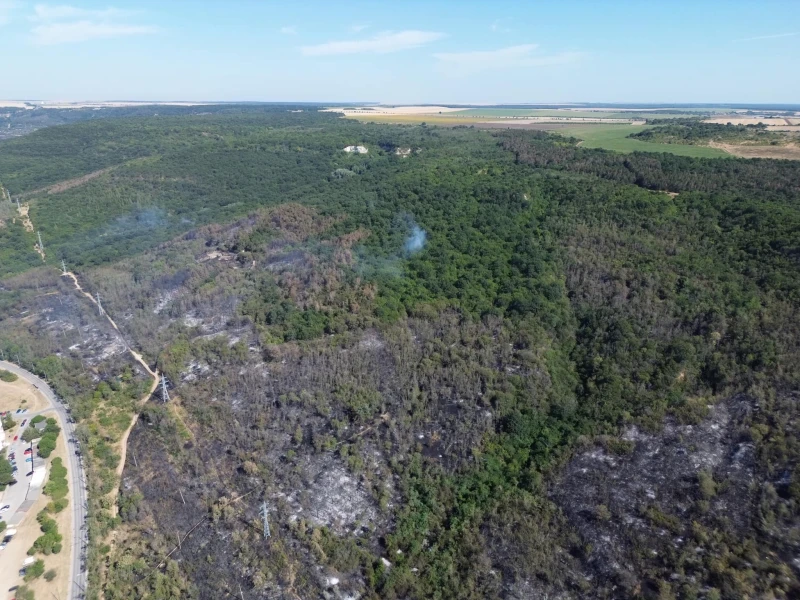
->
44, 568, 57, 582
29, 511, 63, 555
43, 457, 68, 510
23, 558, 45, 581
1, 413, 15, 431
14, 585, 35, 600
0, 369, 18, 382
0, 449, 13, 488
36, 431, 59, 458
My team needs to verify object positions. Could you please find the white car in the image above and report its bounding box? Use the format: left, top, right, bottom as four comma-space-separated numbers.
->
0, 505, 11, 512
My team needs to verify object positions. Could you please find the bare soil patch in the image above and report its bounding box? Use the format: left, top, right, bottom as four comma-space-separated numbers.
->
0, 377, 50, 414
17, 203, 34, 232
709, 141, 800, 160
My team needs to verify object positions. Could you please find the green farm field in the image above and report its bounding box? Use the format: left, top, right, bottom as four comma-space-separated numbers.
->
557, 124, 731, 157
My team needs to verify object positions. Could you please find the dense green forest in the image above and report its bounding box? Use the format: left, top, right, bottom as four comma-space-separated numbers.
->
1, 108, 800, 600
631, 118, 791, 146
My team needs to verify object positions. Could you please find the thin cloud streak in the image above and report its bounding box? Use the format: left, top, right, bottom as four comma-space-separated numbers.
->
31, 4, 137, 21
735, 31, 799, 41
301, 30, 444, 56
28, 3, 158, 45
435, 44, 585, 75
32, 20, 158, 45
280, 25, 297, 35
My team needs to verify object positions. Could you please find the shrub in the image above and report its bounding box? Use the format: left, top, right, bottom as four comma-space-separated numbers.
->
14, 585, 34, 600
23, 558, 45, 581
44, 568, 57, 582
0, 369, 18, 382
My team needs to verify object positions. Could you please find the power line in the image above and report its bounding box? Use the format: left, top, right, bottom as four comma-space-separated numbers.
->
160, 375, 171, 403
261, 501, 270, 539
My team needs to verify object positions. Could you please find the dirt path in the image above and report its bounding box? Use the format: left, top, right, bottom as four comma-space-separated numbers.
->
16, 167, 116, 200
17, 203, 34, 232
62, 270, 159, 518
63, 272, 157, 377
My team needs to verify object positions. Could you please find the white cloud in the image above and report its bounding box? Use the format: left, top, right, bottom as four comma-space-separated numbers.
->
301, 30, 445, 56
735, 31, 798, 41
280, 25, 296, 35
350, 23, 369, 33
32, 21, 158, 45
32, 4, 137, 21
29, 4, 157, 44
434, 44, 585, 76
0, 0, 19, 25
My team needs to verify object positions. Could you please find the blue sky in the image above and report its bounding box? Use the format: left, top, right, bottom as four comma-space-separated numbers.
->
0, 0, 797, 103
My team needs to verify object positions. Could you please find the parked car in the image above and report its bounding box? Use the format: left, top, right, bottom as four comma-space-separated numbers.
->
26, 471, 33, 477
12, 435, 17, 441
0, 505, 10, 512
25, 458, 32, 463
24, 448, 31, 454
20, 419, 26, 426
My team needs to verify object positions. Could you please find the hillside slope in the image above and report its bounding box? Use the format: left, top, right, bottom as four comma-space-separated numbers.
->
1, 110, 799, 599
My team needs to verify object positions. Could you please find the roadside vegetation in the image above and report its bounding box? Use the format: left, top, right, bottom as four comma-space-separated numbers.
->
0, 448, 13, 489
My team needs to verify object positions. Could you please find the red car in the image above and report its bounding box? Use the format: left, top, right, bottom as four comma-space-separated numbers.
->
13, 435, 18, 441
24, 449, 31, 455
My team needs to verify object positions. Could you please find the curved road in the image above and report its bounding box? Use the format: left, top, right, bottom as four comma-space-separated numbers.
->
0, 360, 88, 600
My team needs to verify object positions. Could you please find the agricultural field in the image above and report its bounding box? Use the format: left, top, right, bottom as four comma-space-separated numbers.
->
556, 124, 731, 157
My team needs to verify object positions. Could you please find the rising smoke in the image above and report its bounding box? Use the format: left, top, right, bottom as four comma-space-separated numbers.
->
404, 224, 427, 254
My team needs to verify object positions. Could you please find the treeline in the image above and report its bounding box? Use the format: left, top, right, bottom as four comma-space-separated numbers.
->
498, 129, 800, 196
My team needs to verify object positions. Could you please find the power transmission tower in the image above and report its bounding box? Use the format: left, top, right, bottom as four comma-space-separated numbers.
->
61, 259, 68, 276
96, 293, 105, 316
160, 375, 171, 403
261, 501, 271, 539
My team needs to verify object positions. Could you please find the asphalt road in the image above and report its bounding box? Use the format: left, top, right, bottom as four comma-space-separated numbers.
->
0, 360, 88, 600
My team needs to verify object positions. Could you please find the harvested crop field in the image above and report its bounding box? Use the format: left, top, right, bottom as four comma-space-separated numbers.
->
708, 141, 800, 160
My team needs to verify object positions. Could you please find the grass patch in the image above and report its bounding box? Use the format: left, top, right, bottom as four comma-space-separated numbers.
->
0, 368, 18, 382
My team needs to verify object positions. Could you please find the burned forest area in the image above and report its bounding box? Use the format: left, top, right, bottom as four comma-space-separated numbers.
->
1, 107, 800, 600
